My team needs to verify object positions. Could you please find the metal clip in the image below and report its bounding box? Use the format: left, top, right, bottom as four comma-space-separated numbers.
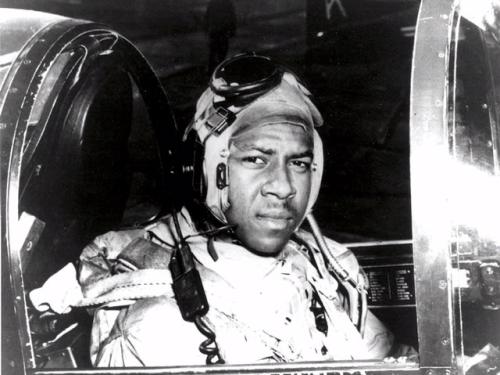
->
206, 106, 236, 136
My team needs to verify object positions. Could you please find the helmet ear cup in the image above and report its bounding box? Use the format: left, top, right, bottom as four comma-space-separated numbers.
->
180, 131, 206, 204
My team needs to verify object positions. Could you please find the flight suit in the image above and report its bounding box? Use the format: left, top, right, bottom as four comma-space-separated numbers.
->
74, 208, 394, 366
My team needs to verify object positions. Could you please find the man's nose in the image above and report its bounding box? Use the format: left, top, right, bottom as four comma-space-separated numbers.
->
261, 163, 296, 200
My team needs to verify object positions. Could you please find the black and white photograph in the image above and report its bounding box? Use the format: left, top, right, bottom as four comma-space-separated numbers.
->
0, 0, 499, 374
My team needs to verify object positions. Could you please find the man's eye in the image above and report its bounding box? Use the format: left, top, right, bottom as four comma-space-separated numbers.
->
290, 160, 311, 172
242, 156, 266, 165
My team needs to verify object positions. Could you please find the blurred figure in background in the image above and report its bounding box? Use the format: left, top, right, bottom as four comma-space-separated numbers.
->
205, 0, 237, 73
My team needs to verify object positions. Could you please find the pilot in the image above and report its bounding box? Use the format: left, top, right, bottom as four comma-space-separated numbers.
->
30, 54, 413, 367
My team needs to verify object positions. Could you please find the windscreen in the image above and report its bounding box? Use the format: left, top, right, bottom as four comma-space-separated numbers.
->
448, 6, 500, 361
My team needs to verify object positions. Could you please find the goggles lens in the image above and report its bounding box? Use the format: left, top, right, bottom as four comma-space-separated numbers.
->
210, 54, 283, 101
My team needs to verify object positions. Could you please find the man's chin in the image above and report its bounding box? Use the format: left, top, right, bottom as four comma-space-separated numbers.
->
240, 234, 290, 256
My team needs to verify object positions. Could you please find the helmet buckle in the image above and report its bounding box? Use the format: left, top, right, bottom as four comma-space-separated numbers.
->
205, 106, 236, 136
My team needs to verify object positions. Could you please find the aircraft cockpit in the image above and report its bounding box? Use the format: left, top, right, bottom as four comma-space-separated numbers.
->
1, 0, 499, 374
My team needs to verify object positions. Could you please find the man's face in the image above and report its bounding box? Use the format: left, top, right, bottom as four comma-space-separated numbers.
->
225, 123, 313, 255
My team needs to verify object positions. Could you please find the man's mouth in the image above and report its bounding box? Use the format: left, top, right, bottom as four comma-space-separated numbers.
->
256, 212, 293, 230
